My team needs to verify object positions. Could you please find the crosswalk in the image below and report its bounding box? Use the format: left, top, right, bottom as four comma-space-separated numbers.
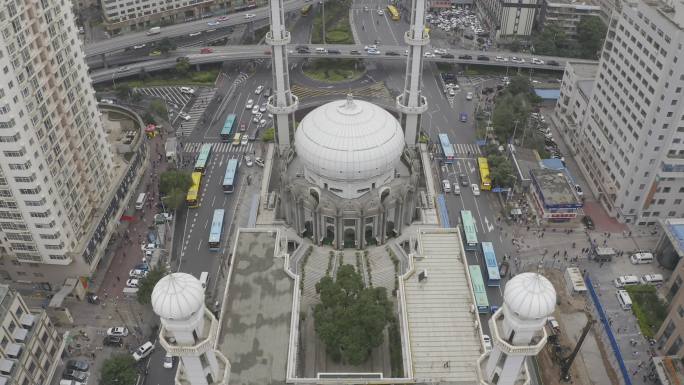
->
452, 143, 481, 156
176, 88, 218, 136
182, 141, 258, 154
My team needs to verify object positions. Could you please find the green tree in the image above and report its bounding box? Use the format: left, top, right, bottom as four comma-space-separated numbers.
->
313, 265, 392, 365
100, 355, 137, 385
488, 154, 516, 188
506, 76, 532, 97
150, 99, 168, 118
142, 112, 156, 125
576, 16, 607, 59
115, 84, 131, 100
533, 24, 567, 56
157, 38, 177, 55
159, 170, 192, 211
136, 267, 167, 305
175, 57, 191, 75
261, 127, 275, 142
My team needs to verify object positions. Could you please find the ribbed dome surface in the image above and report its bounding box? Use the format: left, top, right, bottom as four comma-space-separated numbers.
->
151, 272, 204, 320
294, 96, 405, 182
504, 272, 556, 320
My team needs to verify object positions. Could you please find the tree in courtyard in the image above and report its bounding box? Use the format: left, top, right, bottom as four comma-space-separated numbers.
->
261, 127, 275, 142
313, 265, 392, 365
157, 38, 177, 55
136, 267, 167, 305
488, 154, 516, 188
532, 23, 568, 56
576, 16, 607, 60
175, 57, 191, 75
100, 355, 137, 385
159, 169, 192, 210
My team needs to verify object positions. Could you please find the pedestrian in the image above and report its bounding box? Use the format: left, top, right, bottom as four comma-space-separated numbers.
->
116, 276, 120, 282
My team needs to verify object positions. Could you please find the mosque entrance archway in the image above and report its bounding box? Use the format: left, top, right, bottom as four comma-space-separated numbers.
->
303, 221, 313, 239
324, 226, 335, 246
365, 226, 376, 246
386, 221, 395, 237
344, 228, 356, 248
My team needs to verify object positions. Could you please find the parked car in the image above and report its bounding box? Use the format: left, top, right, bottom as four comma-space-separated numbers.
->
103, 335, 123, 347
129, 269, 148, 279
482, 335, 492, 351
62, 370, 87, 382
106, 327, 129, 337
547, 316, 561, 334
126, 278, 140, 288
132, 341, 155, 361
66, 360, 90, 372
255, 157, 265, 167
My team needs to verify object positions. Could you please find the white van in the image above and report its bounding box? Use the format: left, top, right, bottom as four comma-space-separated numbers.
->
616, 289, 633, 310
135, 193, 146, 210
613, 275, 640, 288
631, 252, 654, 264
199, 272, 209, 289
315, 47, 327, 54
641, 274, 664, 285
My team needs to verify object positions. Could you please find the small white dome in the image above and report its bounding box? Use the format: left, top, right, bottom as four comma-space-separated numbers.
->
151, 273, 205, 320
503, 272, 556, 320
294, 96, 405, 183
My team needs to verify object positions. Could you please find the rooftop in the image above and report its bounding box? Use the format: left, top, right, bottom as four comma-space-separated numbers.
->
530, 168, 581, 208
403, 228, 482, 383
661, 218, 684, 257
545, 0, 601, 8
217, 230, 293, 385
652, 355, 684, 385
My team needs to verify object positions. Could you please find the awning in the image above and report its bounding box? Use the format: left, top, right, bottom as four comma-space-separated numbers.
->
5, 343, 21, 358
48, 278, 79, 308
12, 328, 27, 342
20, 313, 35, 328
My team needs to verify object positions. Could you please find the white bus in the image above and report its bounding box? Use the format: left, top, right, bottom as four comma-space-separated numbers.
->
135, 193, 146, 210
616, 290, 633, 311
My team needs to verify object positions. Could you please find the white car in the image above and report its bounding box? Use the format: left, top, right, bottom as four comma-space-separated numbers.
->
126, 278, 140, 288
448, 88, 456, 97
531, 57, 544, 65
132, 341, 155, 361
404, 49, 409, 56
188, 31, 202, 37
251, 105, 260, 114
453, 184, 460, 195
252, 112, 262, 123
207, 21, 220, 26
179, 112, 190, 121
441, 179, 451, 193
483, 334, 492, 351
433, 48, 447, 55
255, 85, 264, 94
367, 49, 381, 55
495, 56, 507, 62
129, 269, 148, 278
180, 86, 195, 95
510, 56, 525, 63
377, 9, 384, 15
259, 103, 267, 113
106, 327, 129, 337
424, 52, 435, 58
245, 99, 254, 109
364, 45, 377, 51
245, 155, 254, 167
255, 157, 264, 167
241, 135, 249, 145
163, 353, 174, 369
116, 66, 129, 73
100, 98, 115, 104
471, 183, 480, 196
133, 44, 146, 49
466, 92, 473, 100
244, 13, 255, 19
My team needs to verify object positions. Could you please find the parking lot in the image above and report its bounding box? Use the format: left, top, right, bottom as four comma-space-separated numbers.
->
427, 8, 489, 45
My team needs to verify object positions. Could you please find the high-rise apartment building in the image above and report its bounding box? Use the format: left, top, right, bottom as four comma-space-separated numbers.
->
538, 0, 603, 39
0, 0, 115, 271
0, 284, 65, 385
554, 0, 684, 225
477, 0, 540, 37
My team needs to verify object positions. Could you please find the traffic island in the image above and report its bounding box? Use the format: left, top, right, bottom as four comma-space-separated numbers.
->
302, 58, 366, 83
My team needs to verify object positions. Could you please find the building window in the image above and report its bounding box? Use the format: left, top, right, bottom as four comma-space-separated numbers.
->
678, 306, 684, 318
14, 306, 22, 317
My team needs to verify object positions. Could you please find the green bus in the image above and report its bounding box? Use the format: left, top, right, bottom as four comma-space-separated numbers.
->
468, 265, 490, 313
194, 143, 212, 174
460, 210, 478, 250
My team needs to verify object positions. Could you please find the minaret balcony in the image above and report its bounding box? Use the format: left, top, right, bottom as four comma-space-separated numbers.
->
265, 30, 291, 46
396, 94, 428, 114
404, 30, 430, 46
159, 308, 219, 356
488, 309, 548, 356
267, 94, 299, 114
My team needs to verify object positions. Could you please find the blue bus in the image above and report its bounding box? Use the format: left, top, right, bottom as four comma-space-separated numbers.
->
222, 159, 239, 193
208, 209, 225, 251
220, 114, 237, 142
468, 265, 490, 313
194, 144, 212, 174
439, 133, 455, 164
481, 242, 501, 287
460, 210, 478, 250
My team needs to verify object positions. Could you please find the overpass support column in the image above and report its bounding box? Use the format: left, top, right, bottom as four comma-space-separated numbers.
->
265, 0, 298, 155
397, 0, 429, 149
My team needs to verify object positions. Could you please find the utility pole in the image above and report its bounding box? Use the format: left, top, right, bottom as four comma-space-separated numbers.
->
560, 316, 595, 381
510, 119, 519, 144
321, 0, 326, 43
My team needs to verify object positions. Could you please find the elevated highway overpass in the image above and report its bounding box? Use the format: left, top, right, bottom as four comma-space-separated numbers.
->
91, 44, 598, 84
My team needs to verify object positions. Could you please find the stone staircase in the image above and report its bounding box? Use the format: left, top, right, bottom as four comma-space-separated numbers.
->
301, 250, 331, 306
369, 250, 397, 290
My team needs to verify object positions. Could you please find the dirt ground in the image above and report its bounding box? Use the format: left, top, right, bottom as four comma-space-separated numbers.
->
534, 268, 619, 385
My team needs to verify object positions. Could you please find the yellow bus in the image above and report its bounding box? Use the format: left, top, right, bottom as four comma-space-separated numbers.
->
186, 172, 203, 208
477, 157, 492, 191
301, 4, 312, 15
232, 133, 241, 145
386, 5, 400, 21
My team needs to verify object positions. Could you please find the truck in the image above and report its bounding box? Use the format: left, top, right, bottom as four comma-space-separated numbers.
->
165, 137, 177, 163
146, 27, 161, 35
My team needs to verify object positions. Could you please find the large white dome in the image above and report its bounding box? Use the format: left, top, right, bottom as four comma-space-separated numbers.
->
294, 96, 405, 185
503, 272, 556, 320
151, 272, 205, 320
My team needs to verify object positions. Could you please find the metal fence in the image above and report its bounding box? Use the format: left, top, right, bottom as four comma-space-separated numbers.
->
585, 274, 633, 385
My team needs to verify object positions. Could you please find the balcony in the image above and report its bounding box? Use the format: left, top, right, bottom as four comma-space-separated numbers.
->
159, 308, 218, 356
488, 310, 547, 356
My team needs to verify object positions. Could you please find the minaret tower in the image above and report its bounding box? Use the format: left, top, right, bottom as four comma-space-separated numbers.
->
480, 272, 556, 385
152, 273, 230, 385
266, 0, 299, 154
396, 0, 429, 148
